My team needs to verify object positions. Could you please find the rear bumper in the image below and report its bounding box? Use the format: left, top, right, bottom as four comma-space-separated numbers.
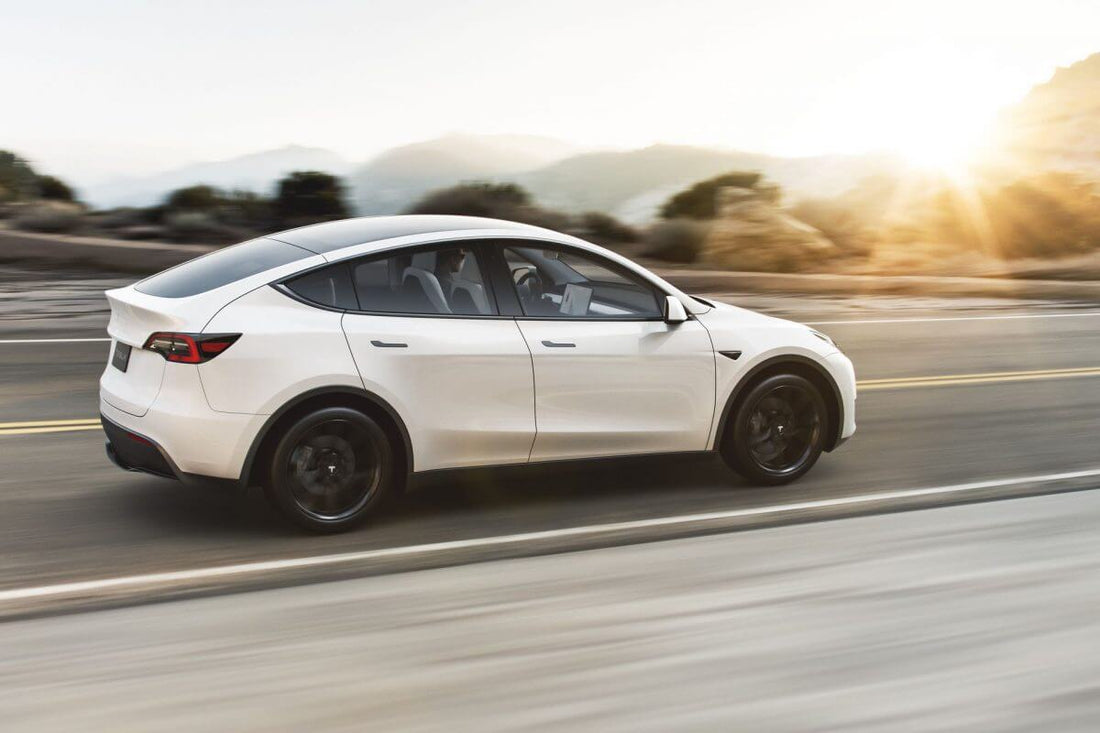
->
102, 413, 243, 491
102, 414, 177, 479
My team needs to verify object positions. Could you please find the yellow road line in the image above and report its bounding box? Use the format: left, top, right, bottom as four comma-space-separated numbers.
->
859, 366, 1100, 391
1, 366, 1098, 436
0, 424, 103, 436
0, 418, 101, 429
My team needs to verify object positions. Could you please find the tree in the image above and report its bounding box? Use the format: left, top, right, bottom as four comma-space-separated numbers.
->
37, 175, 77, 202
165, 184, 223, 211
274, 171, 349, 225
659, 171, 768, 220
408, 182, 532, 217
0, 150, 39, 202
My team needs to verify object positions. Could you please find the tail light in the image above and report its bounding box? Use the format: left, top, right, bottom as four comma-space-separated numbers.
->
143, 332, 241, 363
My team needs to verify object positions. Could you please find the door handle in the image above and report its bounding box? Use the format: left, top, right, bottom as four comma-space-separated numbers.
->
371, 340, 408, 348
541, 340, 576, 348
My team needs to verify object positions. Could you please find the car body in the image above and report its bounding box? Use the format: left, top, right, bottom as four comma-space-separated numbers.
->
100, 215, 856, 531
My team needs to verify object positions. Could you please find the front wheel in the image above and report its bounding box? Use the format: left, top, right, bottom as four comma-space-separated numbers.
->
721, 373, 826, 485
267, 407, 395, 533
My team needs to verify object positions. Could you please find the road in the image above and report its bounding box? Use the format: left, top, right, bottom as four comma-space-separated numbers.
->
4, 489, 1100, 730
0, 288, 1098, 595
1, 283, 1099, 726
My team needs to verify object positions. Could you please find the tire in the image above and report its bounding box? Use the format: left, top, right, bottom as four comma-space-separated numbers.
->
266, 407, 395, 533
720, 373, 827, 485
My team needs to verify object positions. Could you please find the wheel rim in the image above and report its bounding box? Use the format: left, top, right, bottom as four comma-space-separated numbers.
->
285, 418, 381, 521
746, 384, 822, 475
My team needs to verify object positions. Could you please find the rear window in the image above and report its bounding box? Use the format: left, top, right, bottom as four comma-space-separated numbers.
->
135, 238, 311, 298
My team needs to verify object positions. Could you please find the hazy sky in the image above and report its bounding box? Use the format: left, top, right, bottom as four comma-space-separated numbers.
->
3, 0, 1097, 182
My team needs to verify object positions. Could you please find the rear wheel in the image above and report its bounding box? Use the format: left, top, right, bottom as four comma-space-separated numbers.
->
267, 407, 394, 533
721, 373, 826, 485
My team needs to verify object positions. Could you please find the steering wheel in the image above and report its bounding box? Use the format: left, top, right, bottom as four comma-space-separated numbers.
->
514, 268, 544, 304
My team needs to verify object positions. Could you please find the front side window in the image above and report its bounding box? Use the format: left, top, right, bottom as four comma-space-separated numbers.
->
503, 245, 661, 319
351, 245, 495, 316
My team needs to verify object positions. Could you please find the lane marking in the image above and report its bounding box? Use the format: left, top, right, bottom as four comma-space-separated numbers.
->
808, 311, 1100, 326
0, 425, 102, 436
2, 467, 1098, 604
0, 418, 101, 428
3, 366, 1099, 436
0, 338, 111, 344
0, 418, 102, 437
860, 366, 1100, 391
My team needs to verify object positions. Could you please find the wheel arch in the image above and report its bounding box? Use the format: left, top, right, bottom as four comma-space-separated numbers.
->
240, 386, 413, 489
714, 354, 845, 453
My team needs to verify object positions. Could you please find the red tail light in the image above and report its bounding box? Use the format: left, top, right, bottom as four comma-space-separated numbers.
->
143, 332, 240, 363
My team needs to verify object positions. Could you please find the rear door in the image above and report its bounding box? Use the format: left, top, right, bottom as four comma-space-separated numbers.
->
339, 242, 535, 471
498, 243, 716, 461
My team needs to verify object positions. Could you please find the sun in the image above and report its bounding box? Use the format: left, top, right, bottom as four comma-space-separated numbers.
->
889, 109, 992, 177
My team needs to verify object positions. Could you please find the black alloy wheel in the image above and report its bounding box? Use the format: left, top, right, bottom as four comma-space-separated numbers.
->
268, 407, 394, 532
722, 373, 827, 485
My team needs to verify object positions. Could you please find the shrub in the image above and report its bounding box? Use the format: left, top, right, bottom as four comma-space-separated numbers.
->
659, 171, 771, 220
165, 184, 223, 211
408, 182, 532, 217
274, 171, 349, 226
37, 175, 77, 202
0, 150, 39, 202
164, 211, 239, 243
13, 202, 83, 233
643, 219, 710, 263
578, 211, 637, 244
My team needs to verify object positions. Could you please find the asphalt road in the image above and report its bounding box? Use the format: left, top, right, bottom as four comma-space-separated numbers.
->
0, 290, 1097, 596
5, 489, 1100, 730
2, 282, 1100, 727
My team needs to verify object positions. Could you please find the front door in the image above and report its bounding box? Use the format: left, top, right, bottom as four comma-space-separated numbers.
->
498, 243, 715, 462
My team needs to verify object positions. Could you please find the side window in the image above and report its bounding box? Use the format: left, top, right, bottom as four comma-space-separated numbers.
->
284, 263, 358, 309
503, 245, 661, 319
351, 245, 495, 316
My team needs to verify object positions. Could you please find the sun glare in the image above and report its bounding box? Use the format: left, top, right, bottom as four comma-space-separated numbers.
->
890, 109, 991, 177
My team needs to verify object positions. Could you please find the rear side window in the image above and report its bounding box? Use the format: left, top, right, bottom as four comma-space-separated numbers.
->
350, 245, 496, 316
135, 238, 311, 298
283, 264, 358, 310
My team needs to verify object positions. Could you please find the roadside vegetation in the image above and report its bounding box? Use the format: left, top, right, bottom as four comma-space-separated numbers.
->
3, 147, 1100, 278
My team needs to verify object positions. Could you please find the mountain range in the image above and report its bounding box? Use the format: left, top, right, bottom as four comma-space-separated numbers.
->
74, 51, 1100, 221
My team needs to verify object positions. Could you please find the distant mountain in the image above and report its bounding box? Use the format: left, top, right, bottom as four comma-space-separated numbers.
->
349, 133, 584, 215
83, 145, 352, 208
517, 144, 901, 222
992, 52, 1100, 176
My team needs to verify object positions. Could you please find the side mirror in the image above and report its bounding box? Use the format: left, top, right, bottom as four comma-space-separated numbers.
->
663, 295, 688, 324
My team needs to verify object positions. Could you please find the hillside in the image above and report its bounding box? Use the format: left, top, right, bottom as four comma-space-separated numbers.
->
993, 52, 1100, 176
349, 133, 582, 215
82, 145, 352, 208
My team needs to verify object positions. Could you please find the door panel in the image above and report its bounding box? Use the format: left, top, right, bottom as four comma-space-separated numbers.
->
517, 319, 716, 461
341, 314, 535, 471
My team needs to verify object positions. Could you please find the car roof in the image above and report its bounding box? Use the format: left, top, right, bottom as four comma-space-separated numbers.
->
266, 215, 555, 255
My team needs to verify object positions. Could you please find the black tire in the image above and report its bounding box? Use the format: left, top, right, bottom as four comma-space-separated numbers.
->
720, 373, 827, 485
266, 407, 394, 533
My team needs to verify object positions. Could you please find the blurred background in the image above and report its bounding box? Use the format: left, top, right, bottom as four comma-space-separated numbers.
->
3, 1, 1100, 730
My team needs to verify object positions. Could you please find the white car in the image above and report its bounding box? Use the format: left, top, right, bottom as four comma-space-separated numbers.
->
100, 216, 856, 532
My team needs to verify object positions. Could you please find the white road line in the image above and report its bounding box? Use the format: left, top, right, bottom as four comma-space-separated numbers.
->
2, 467, 1098, 604
807, 312, 1100, 326
0, 338, 111, 344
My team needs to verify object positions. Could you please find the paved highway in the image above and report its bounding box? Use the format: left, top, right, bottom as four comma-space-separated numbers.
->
1, 281, 1099, 725
0, 289, 1096, 595
4, 489, 1100, 730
